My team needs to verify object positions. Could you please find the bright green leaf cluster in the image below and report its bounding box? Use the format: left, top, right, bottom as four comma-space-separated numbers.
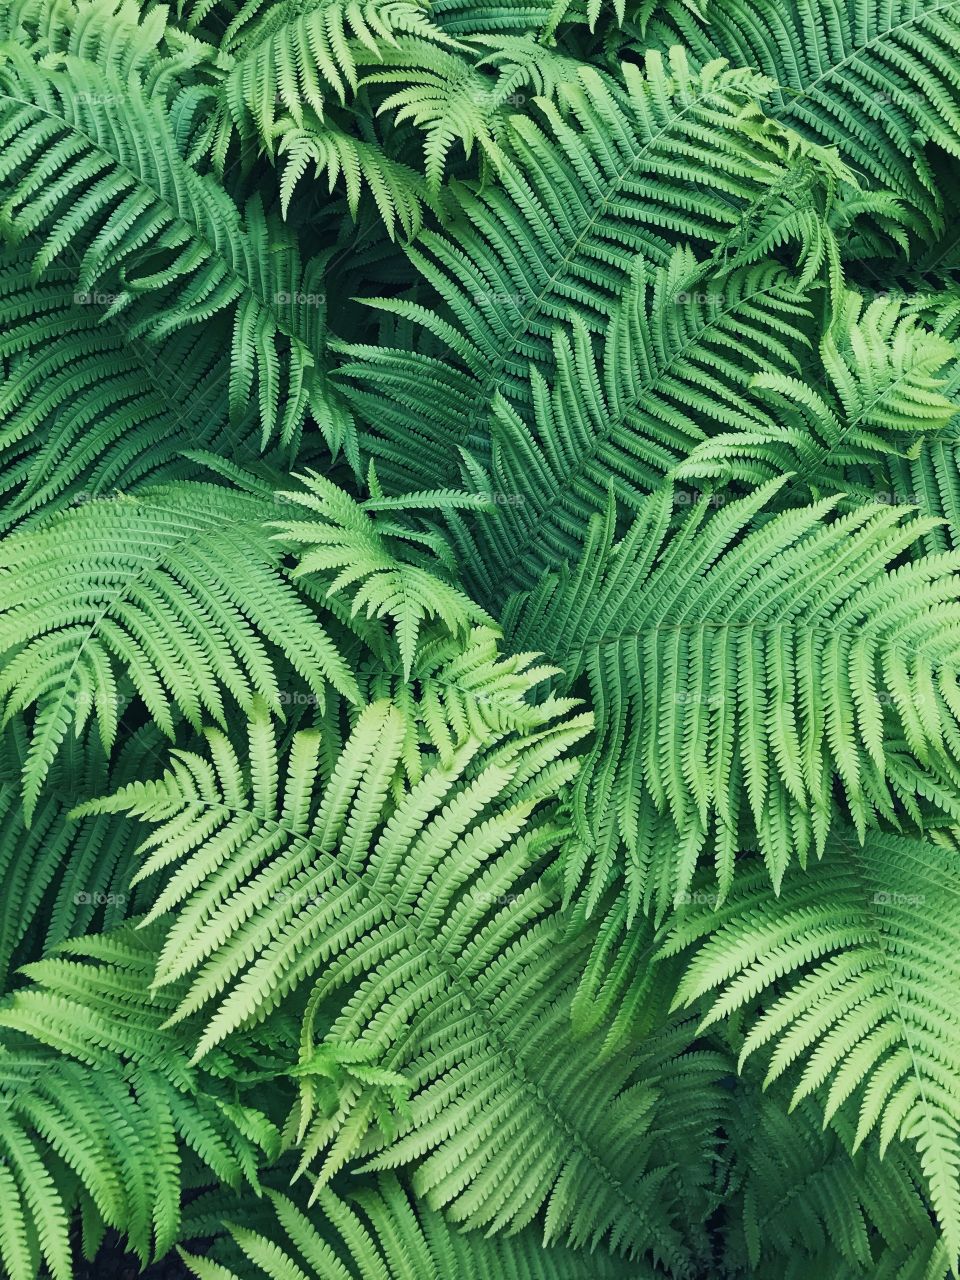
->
2, 1, 960, 1278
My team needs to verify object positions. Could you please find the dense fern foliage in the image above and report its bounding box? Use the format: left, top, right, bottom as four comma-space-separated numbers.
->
3, 0, 960, 1276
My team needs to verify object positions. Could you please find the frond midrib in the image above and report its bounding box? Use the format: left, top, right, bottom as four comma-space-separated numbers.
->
151, 782, 668, 1237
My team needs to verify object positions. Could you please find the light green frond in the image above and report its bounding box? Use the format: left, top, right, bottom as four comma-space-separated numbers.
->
0, 56, 347, 449
181, 1177, 647, 1280
221, 0, 451, 142
75, 703, 703, 1265
678, 289, 960, 495
0, 482, 358, 818
650, 0, 960, 236
361, 41, 511, 193
661, 830, 960, 1268
358, 624, 581, 780
452, 249, 812, 596
271, 469, 494, 676
507, 480, 960, 917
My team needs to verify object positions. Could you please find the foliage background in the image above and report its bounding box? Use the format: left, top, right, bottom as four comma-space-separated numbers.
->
2, 0, 960, 1276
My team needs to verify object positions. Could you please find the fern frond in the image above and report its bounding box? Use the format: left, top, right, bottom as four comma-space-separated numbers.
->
0, 482, 357, 818
0, 1041, 278, 1280
507, 479, 960, 917
661, 829, 960, 1268
651, 0, 960, 237
0, 719, 169, 991
271, 468, 494, 676
274, 116, 430, 236
677, 289, 959, 496
451, 249, 812, 595
718, 1071, 952, 1276
357, 623, 581, 780
337, 49, 853, 493
361, 40, 511, 192
74, 702, 705, 1265
180, 1177, 647, 1280
0, 57, 346, 449
0, 244, 265, 528
221, 0, 451, 142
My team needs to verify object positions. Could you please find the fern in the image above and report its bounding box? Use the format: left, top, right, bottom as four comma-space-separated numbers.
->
338, 49, 856, 494
0, 720, 164, 990
508, 478, 960, 914
650, 0, 960, 237
677, 289, 960, 495
450, 249, 812, 595
0, 56, 347, 449
660, 829, 960, 1262
221, 0, 451, 139
271, 467, 494, 674
0, 243, 265, 527
4, 0, 960, 1275
0, 482, 358, 817
180, 1176, 647, 1279
0, 922, 285, 1278
71, 702, 709, 1265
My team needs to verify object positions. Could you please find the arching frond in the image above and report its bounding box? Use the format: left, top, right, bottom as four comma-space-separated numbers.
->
337, 48, 853, 493
677, 289, 960, 496
661, 830, 960, 1268
506, 479, 960, 917
221, 0, 451, 143
449, 250, 812, 596
357, 623, 581, 781
181, 1177, 648, 1280
0, 483, 357, 818
0, 1042, 278, 1280
274, 117, 430, 236
74, 702, 705, 1266
0, 720, 166, 992
0, 244, 264, 528
717, 1070, 952, 1277
650, 0, 960, 237
0, 56, 347, 449
270, 467, 494, 675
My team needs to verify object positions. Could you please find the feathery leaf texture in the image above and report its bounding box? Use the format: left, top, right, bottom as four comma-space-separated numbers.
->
0, 483, 357, 817
2, 0, 960, 1276
660, 831, 960, 1262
